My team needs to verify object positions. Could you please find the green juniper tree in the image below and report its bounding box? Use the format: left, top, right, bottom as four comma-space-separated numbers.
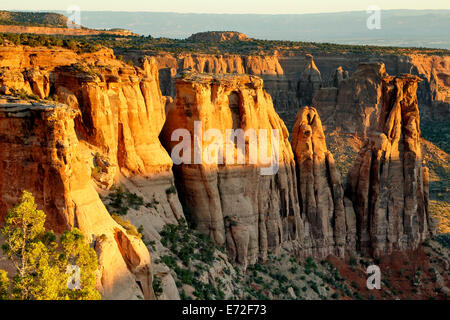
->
0, 191, 100, 300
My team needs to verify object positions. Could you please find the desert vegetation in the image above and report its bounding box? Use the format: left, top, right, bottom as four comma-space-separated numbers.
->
0, 32, 449, 56
0, 191, 100, 300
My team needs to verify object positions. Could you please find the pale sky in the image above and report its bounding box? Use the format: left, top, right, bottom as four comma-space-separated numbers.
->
2, 0, 450, 14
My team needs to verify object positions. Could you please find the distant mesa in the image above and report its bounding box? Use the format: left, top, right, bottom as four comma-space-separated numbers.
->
0, 10, 69, 28
188, 31, 250, 42
0, 10, 138, 36
108, 28, 138, 36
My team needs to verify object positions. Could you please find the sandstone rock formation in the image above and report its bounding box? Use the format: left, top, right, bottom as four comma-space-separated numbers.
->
0, 46, 183, 225
0, 97, 153, 299
0, 43, 442, 294
129, 50, 448, 137
314, 62, 388, 139
345, 74, 437, 257
187, 31, 250, 42
291, 107, 355, 258
0, 46, 185, 299
161, 72, 301, 267
298, 54, 322, 106
0, 9, 137, 37
0, 24, 138, 36
326, 66, 349, 88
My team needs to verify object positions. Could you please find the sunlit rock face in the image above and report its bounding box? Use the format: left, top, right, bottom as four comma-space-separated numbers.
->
291, 106, 356, 258
0, 98, 154, 300
161, 72, 301, 268
0, 46, 184, 227
0, 43, 439, 292
0, 46, 187, 299
345, 74, 437, 257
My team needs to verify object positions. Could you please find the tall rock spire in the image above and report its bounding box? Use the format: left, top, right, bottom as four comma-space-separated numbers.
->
298, 54, 322, 106
292, 106, 355, 258
345, 74, 437, 257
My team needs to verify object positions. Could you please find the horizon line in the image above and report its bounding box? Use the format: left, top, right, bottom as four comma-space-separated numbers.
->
3, 8, 450, 16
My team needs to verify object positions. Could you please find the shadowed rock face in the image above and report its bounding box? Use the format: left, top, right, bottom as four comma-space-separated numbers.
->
0, 98, 154, 300
297, 54, 322, 106
161, 72, 301, 268
326, 66, 349, 88
314, 62, 389, 140
291, 106, 355, 258
345, 74, 437, 257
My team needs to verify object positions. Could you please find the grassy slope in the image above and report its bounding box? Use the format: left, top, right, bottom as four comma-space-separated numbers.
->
421, 120, 450, 234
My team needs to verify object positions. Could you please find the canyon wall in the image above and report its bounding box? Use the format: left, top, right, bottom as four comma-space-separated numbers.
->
313, 62, 388, 140
0, 97, 153, 299
0, 24, 137, 36
118, 50, 449, 133
0, 46, 186, 299
0, 46, 183, 226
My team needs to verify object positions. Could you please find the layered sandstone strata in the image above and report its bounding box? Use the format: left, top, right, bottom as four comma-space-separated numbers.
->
161, 72, 301, 268
0, 46, 185, 299
291, 107, 355, 258
0, 97, 153, 299
52, 57, 171, 177
313, 62, 388, 139
138, 51, 449, 133
0, 24, 138, 36
345, 74, 437, 257
0, 46, 183, 224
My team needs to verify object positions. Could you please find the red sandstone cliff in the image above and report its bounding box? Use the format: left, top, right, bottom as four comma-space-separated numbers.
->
117, 49, 449, 134
161, 72, 300, 267
0, 97, 153, 299
0, 46, 185, 299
